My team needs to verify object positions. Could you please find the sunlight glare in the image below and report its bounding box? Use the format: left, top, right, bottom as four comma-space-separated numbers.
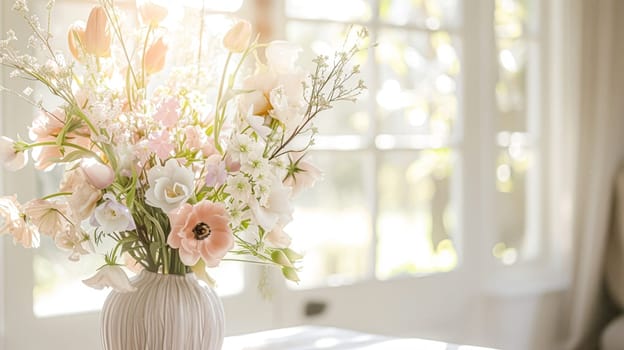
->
435, 74, 456, 94
314, 337, 340, 348
181, 0, 243, 11
496, 164, 511, 182
499, 50, 519, 73
501, 247, 518, 265
376, 79, 403, 110
407, 107, 428, 127
436, 44, 457, 65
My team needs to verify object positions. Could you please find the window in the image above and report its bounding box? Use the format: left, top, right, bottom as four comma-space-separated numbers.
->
491, 0, 540, 266
283, 0, 463, 289
284, 0, 542, 285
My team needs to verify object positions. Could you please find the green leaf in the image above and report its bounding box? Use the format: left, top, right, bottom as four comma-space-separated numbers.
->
58, 150, 90, 163
101, 142, 118, 170
149, 242, 161, 263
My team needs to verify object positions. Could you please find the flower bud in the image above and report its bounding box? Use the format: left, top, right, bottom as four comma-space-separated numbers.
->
282, 248, 303, 262
137, 0, 168, 27
144, 37, 168, 74
223, 20, 252, 53
282, 266, 300, 283
67, 21, 86, 61
81, 158, 114, 189
271, 250, 293, 267
84, 6, 111, 57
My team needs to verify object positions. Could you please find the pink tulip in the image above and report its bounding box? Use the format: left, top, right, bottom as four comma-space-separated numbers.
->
223, 20, 252, 53
81, 158, 115, 189
137, 0, 168, 27
144, 37, 168, 74
84, 6, 111, 57
67, 21, 86, 61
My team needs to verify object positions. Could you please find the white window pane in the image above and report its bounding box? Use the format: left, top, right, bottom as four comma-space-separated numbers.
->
286, 0, 372, 22
376, 29, 460, 137
286, 152, 373, 289
379, 0, 461, 29
376, 149, 457, 279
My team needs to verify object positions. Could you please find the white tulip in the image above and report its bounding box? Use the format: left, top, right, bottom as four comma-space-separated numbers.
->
145, 159, 195, 212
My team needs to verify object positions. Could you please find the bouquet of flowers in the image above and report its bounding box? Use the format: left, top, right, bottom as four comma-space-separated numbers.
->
0, 0, 366, 291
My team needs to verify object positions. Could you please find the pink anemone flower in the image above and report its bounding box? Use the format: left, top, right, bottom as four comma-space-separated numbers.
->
167, 201, 233, 267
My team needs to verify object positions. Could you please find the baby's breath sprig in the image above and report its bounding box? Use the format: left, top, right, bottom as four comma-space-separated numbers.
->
269, 27, 369, 160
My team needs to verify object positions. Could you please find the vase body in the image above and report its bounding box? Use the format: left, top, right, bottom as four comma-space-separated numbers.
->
101, 270, 225, 350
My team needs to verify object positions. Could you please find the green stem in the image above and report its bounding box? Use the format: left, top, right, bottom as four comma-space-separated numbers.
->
221, 258, 274, 266
213, 52, 233, 153
141, 25, 153, 92
41, 192, 72, 200
18, 141, 103, 162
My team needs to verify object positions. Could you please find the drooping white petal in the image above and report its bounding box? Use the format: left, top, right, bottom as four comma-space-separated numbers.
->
83, 265, 136, 293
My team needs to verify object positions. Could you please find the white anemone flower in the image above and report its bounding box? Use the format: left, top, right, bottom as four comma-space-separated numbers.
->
83, 265, 136, 293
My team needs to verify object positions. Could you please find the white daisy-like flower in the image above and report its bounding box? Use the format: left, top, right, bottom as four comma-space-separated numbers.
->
241, 148, 269, 179
254, 177, 273, 207
226, 198, 249, 229
228, 134, 253, 162
225, 173, 252, 203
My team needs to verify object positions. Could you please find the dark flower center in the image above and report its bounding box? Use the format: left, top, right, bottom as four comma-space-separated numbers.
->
192, 222, 211, 240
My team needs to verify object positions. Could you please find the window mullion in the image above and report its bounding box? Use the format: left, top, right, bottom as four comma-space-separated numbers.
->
459, 0, 497, 281
368, 0, 381, 281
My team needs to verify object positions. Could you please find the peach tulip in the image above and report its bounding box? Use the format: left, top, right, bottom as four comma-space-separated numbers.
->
84, 6, 111, 57
144, 37, 167, 74
137, 0, 168, 27
67, 21, 86, 61
223, 20, 252, 53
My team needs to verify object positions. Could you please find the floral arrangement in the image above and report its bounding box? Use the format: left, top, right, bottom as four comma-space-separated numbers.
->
0, 0, 366, 291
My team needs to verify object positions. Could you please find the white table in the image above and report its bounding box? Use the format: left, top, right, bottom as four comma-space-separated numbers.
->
223, 326, 497, 350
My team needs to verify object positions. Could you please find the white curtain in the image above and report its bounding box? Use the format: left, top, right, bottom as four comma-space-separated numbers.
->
562, 0, 624, 348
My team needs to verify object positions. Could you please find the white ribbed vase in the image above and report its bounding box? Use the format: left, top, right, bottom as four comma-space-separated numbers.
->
101, 270, 224, 350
